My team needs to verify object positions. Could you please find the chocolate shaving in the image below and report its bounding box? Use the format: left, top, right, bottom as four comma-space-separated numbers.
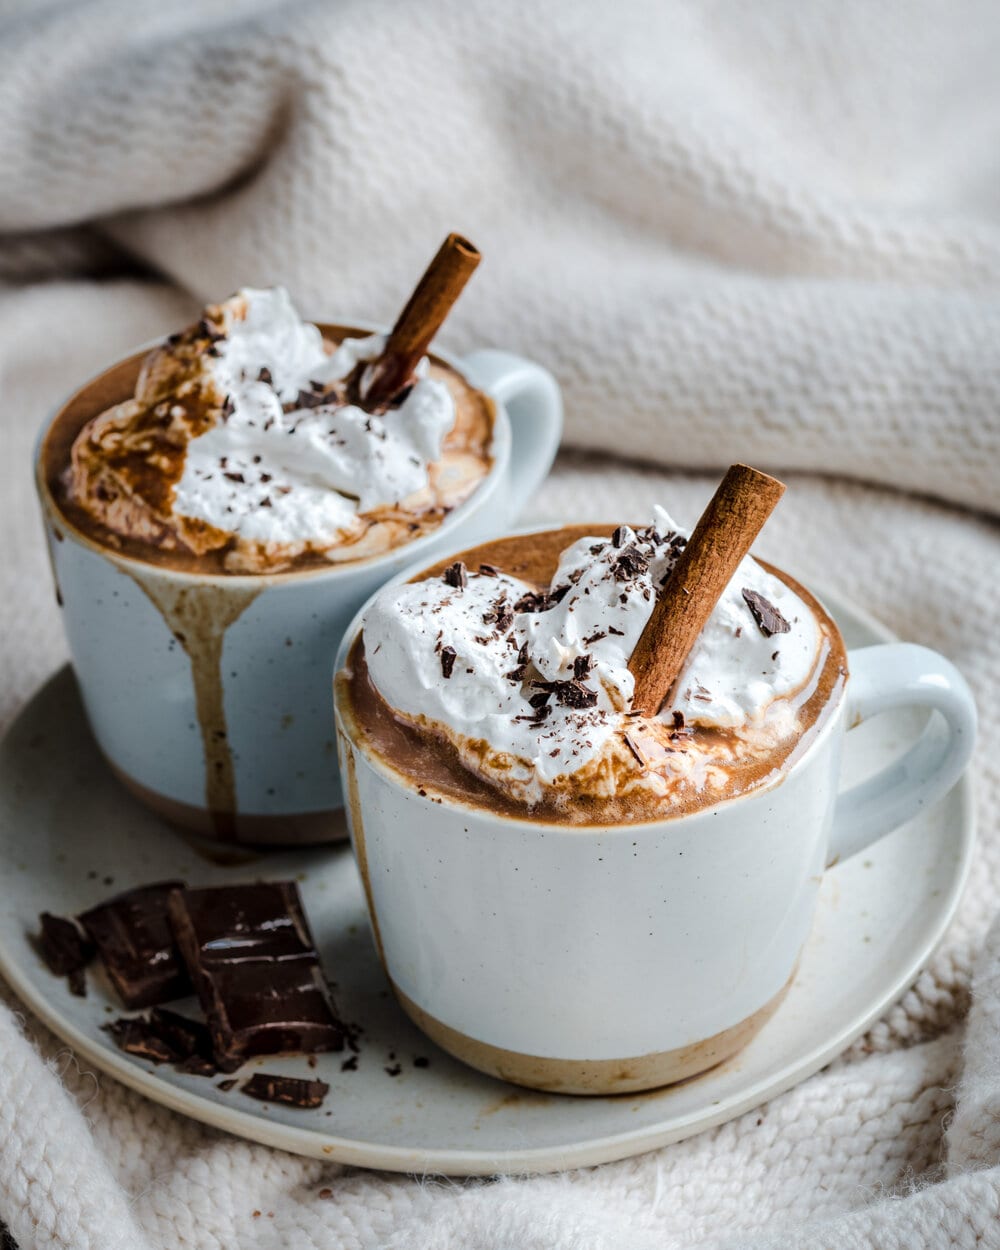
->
442, 561, 468, 589
257, 367, 273, 385
514, 590, 551, 613
483, 599, 514, 633
440, 646, 457, 679
478, 563, 500, 577
672, 710, 686, 730
623, 733, 646, 766
611, 546, 648, 581
583, 629, 607, 645
241, 1073, 329, 1110
741, 588, 791, 637
532, 679, 598, 709
573, 654, 594, 680
612, 526, 628, 548
608, 626, 625, 636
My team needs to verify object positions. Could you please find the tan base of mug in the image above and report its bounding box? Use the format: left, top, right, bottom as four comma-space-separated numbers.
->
392, 976, 793, 1096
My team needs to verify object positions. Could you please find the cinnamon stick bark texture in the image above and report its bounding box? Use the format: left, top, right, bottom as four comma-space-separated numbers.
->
629, 464, 786, 717
361, 233, 481, 411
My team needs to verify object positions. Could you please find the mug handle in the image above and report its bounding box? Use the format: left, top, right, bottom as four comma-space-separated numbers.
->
459, 349, 563, 519
827, 643, 976, 865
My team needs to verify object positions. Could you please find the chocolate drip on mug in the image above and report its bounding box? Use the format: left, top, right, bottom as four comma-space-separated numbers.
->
125, 572, 260, 838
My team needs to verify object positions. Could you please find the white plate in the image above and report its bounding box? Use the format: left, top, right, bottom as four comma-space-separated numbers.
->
0, 591, 975, 1177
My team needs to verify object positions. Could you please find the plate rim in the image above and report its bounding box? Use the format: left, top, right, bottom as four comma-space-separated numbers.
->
0, 585, 977, 1176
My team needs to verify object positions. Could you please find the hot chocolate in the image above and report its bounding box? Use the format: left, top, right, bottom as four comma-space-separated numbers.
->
338, 518, 847, 825
42, 287, 494, 575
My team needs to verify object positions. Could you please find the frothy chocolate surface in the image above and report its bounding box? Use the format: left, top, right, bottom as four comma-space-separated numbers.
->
338, 527, 848, 826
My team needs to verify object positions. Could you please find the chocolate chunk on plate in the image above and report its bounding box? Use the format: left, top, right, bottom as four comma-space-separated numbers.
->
168, 881, 346, 1073
79, 881, 190, 1009
37, 912, 93, 995
104, 1017, 179, 1065
104, 1007, 215, 1071
241, 1072, 330, 1110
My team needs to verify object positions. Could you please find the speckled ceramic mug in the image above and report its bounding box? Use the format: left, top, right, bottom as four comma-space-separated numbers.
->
334, 543, 976, 1095
35, 340, 562, 846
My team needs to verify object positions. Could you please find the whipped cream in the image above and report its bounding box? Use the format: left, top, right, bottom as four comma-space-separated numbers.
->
363, 509, 822, 800
174, 288, 456, 548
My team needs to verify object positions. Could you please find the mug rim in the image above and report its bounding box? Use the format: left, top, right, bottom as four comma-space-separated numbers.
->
33, 320, 512, 589
333, 521, 852, 837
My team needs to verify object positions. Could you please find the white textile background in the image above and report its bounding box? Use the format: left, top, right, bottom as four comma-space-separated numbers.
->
1, 2, 999, 1246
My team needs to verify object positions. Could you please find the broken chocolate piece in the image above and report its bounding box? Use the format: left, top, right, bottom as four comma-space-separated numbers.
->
440, 646, 457, 679
104, 1006, 214, 1071
168, 882, 345, 1073
103, 1017, 178, 1065
38, 912, 93, 989
741, 588, 791, 638
442, 561, 467, 589
79, 881, 189, 1009
241, 1072, 329, 1110
148, 1007, 213, 1063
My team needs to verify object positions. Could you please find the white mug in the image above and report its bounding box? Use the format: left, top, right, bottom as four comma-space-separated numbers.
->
334, 544, 976, 1095
35, 338, 562, 846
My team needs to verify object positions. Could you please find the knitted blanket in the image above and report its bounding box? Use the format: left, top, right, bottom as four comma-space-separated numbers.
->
1, 1, 999, 1245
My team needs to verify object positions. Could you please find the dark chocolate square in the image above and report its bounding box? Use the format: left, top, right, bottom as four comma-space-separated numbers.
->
168, 882, 344, 1073
79, 881, 189, 1009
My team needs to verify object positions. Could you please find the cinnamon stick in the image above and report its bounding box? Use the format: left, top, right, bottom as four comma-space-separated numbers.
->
360, 233, 481, 411
628, 464, 786, 717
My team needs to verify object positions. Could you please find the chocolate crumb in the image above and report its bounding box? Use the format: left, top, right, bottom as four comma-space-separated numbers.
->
573, 654, 594, 680
257, 367, 273, 385
38, 912, 93, 981
385, 1063, 402, 1077
241, 1073, 329, 1110
218, 1078, 237, 1091
608, 626, 624, 636
478, 563, 500, 577
672, 710, 686, 730
742, 589, 791, 637
771, 650, 779, 661
341, 1054, 359, 1072
612, 526, 628, 548
440, 646, 457, 679
443, 561, 468, 589
413, 1056, 430, 1068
